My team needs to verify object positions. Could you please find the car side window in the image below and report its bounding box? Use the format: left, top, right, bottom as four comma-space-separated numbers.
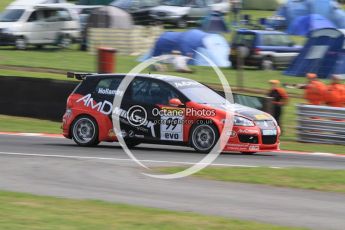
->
131, 79, 179, 105
43, 9, 58, 22
141, 0, 156, 7
42, 9, 71, 22
195, 0, 206, 7
28, 11, 40, 22
130, 79, 150, 103
56, 9, 72, 21
149, 81, 179, 105
235, 34, 255, 47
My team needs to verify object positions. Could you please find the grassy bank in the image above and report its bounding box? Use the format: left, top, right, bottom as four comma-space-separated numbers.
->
0, 115, 60, 134
0, 191, 304, 230
160, 167, 345, 194
0, 49, 318, 94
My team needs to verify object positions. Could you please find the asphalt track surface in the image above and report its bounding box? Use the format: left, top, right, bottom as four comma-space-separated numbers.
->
0, 134, 344, 229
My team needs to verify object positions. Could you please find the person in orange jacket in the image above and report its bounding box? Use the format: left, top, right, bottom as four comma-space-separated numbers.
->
267, 80, 289, 126
303, 73, 327, 105
325, 75, 345, 107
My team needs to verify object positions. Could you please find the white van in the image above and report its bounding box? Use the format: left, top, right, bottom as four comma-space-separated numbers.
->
9, 0, 67, 7
0, 4, 81, 49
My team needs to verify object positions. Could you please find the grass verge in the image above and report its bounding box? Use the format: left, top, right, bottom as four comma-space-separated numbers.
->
0, 115, 60, 134
0, 191, 304, 230
0, 49, 321, 94
160, 167, 345, 194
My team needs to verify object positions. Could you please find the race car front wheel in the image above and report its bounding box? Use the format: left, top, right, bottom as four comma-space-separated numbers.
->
15, 36, 27, 50
71, 116, 99, 147
190, 124, 219, 153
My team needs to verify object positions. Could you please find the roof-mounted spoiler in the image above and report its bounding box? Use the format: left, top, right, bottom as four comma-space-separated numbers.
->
67, 72, 96, 81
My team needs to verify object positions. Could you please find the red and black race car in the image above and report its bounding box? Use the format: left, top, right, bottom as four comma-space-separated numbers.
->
62, 73, 280, 153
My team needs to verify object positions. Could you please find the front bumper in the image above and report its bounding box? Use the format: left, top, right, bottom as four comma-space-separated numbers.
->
0, 32, 16, 46
223, 125, 280, 152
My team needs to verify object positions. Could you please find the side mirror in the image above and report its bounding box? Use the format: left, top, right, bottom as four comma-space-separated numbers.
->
169, 98, 184, 107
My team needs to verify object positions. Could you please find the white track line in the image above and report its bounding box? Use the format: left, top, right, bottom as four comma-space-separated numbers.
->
0, 151, 281, 169
1, 132, 343, 157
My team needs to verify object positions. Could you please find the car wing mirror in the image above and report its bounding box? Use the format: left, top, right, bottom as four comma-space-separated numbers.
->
169, 98, 184, 107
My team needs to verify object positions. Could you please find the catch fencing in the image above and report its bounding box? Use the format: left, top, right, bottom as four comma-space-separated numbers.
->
297, 104, 345, 145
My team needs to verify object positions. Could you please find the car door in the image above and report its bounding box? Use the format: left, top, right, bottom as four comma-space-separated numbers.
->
41, 9, 60, 43
123, 78, 185, 142
24, 10, 46, 44
188, 0, 209, 20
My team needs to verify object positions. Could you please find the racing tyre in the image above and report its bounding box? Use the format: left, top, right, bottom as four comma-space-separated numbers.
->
190, 123, 219, 153
124, 139, 141, 149
15, 37, 27, 50
176, 18, 187, 28
35, 44, 44, 49
260, 57, 274, 70
71, 116, 99, 147
58, 34, 72, 49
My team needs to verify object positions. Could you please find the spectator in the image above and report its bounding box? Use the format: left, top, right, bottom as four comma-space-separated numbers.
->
325, 75, 345, 107
267, 80, 288, 126
303, 73, 327, 105
171, 50, 194, 73
231, 0, 242, 25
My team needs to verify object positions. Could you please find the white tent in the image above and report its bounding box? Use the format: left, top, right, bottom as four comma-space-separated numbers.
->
87, 6, 133, 29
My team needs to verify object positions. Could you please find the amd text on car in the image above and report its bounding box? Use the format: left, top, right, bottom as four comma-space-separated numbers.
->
230, 29, 302, 70
62, 73, 281, 153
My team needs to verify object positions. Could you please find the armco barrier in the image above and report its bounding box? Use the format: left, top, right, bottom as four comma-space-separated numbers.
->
297, 104, 345, 145
0, 76, 272, 122
0, 76, 78, 121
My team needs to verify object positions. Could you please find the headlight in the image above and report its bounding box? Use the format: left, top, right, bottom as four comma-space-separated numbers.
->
234, 116, 254, 127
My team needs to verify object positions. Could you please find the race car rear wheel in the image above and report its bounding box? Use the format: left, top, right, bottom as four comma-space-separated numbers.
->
15, 36, 27, 50
71, 116, 99, 147
58, 34, 72, 49
190, 124, 219, 153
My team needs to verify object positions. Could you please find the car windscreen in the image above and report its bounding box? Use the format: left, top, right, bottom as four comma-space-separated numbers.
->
110, 0, 131, 9
162, 0, 186, 6
174, 82, 226, 104
233, 33, 255, 47
0, 9, 25, 22
261, 34, 292, 46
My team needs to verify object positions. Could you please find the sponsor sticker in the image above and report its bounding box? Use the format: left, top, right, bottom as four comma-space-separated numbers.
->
249, 145, 260, 151
160, 107, 184, 141
237, 129, 260, 135
255, 114, 270, 120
